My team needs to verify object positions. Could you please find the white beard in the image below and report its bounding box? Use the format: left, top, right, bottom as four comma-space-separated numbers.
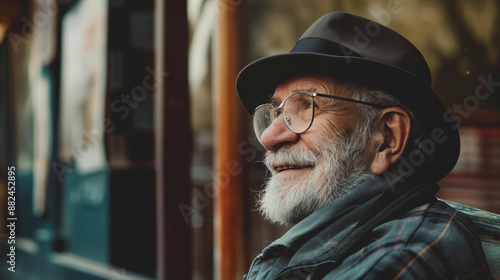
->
258, 129, 374, 226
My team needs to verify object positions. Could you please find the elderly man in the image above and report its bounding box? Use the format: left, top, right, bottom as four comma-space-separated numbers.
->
236, 12, 492, 279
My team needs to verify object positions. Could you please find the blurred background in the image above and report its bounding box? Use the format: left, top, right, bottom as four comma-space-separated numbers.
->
0, 0, 499, 279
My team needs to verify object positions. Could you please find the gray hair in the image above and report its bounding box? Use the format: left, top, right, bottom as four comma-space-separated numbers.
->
342, 82, 427, 169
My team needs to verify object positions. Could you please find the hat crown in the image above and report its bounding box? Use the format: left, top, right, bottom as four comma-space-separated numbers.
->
293, 12, 432, 86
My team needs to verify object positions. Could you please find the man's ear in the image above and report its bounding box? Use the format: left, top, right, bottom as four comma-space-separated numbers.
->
370, 107, 411, 175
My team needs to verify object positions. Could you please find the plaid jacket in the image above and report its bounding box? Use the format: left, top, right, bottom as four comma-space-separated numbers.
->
244, 178, 492, 280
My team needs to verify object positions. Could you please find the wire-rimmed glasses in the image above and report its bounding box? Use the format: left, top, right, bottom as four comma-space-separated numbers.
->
252, 91, 389, 146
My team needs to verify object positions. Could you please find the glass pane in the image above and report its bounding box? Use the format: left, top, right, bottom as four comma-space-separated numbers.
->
284, 92, 313, 133
253, 104, 276, 143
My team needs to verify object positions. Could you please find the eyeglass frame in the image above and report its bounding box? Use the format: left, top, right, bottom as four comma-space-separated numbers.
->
252, 91, 390, 136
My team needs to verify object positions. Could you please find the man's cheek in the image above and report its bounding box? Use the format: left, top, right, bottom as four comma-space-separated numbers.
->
312, 118, 348, 142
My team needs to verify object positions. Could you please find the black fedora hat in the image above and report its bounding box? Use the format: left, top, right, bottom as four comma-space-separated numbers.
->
236, 12, 460, 181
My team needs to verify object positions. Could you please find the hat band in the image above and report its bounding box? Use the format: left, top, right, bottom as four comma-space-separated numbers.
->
291, 37, 362, 58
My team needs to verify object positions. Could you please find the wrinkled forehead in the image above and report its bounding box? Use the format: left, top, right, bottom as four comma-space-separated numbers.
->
271, 74, 350, 102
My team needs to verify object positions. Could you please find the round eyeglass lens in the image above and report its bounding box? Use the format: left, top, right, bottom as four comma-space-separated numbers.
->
253, 104, 276, 145
283, 91, 314, 133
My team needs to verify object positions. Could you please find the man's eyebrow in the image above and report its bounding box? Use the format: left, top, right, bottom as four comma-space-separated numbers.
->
292, 87, 316, 93
269, 87, 318, 106
270, 96, 281, 106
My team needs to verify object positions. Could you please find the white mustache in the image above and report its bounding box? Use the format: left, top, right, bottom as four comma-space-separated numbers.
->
264, 145, 318, 174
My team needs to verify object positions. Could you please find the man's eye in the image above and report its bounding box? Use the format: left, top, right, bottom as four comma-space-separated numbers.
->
303, 100, 314, 109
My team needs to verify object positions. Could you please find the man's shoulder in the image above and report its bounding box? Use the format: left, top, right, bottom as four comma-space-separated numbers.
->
370, 199, 480, 249
344, 199, 491, 279
317, 199, 492, 279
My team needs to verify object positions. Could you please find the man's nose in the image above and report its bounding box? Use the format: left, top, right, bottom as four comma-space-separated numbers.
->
260, 116, 299, 151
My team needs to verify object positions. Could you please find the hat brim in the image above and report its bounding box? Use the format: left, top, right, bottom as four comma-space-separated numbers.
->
236, 53, 460, 181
